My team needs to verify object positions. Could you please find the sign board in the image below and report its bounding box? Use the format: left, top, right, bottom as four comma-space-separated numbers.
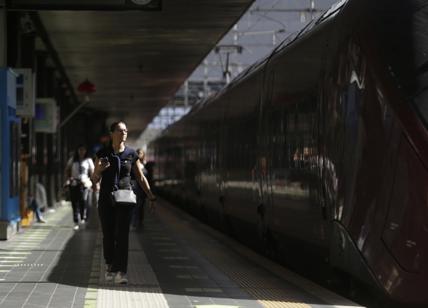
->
8, 0, 162, 10
14, 68, 35, 117
34, 98, 58, 133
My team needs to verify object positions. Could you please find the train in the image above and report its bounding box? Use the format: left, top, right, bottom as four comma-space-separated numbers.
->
150, 0, 428, 306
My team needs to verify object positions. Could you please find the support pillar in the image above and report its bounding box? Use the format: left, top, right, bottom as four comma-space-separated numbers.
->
1, 3, 23, 239
1, 1, 6, 67
20, 32, 36, 225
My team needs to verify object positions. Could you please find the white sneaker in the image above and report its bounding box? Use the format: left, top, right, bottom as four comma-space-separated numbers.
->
105, 271, 114, 282
73, 224, 79, 230
114, 272, 128, 284
104, 264, 114, 282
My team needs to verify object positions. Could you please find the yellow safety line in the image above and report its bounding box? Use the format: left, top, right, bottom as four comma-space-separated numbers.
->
84, 232, 102, 308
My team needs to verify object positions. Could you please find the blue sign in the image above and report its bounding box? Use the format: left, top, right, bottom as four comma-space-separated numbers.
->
0, 68, 21, 226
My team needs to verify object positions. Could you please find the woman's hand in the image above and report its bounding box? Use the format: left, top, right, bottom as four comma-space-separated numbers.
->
92, 157, 110, 183
99, 157, 110, 171
63, 178, 71, 187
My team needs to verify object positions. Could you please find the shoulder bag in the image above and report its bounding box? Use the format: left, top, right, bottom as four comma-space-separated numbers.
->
111, 154, 137, 206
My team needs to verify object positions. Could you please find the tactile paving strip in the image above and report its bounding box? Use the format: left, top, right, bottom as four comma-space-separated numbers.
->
86, 231, 169, 308
155, 202, 363, 308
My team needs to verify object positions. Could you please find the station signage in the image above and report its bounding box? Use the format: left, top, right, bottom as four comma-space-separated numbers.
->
14, 68, 35, 118
7, 0, 162, 11
34, 98, 58, 133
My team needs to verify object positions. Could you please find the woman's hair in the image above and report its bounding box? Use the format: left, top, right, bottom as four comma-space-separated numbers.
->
110, 121, 126, 133
73, 144, 89, 162
136, 148, 145, 160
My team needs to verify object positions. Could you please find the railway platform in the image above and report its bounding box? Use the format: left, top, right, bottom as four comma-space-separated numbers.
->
0, 200, 363, 308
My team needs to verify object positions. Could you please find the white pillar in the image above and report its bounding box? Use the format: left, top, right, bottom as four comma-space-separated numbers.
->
310, 0, 315, 20
184, 80, 188, 106
203, 60, 209, 97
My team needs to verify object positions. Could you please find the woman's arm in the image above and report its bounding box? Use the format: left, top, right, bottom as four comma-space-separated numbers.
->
133, 159, 156, 201
64, 158, 72, 179
88, 158, 95, 177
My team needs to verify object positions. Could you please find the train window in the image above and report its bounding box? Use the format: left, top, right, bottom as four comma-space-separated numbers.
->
411, 3, 428, 125
284, 100, 317, 173
267, 97, 318, 202
269, 108, 286, 171
348, 41, 366, 90
413, 63, 428, 125
372, 1, 428, 126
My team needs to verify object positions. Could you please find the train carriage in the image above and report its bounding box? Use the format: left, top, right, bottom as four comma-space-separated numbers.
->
152, 0, 428, 306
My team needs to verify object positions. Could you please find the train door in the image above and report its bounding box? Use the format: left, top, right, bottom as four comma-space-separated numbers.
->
255, 70, 275, 253
217, 97, 231, 232
197, 120, 220, 223
269, 94, 326, 252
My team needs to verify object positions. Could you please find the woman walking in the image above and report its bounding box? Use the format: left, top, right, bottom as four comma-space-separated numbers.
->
65, 145, 94, 230
91, 121, 156, 284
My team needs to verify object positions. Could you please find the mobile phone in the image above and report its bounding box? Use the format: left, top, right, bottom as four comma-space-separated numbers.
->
100, 157, 109, 164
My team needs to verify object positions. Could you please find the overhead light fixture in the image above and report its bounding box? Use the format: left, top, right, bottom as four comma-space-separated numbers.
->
78, 79, 96, 94
77, 79, 96, 102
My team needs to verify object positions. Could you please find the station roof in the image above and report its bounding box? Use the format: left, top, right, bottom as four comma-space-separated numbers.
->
35, 0, 254, 137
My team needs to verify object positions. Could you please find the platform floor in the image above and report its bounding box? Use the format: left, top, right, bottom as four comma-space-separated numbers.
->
0, 200, 364, 308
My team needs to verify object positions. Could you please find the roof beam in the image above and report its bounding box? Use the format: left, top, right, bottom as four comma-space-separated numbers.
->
7, 0, 162, 11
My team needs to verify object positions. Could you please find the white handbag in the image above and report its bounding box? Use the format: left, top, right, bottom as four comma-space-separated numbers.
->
112, 189, 137, 205
111, 154, 137, 206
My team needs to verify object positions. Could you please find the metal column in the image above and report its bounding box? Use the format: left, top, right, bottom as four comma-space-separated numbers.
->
0, 1, 6, 67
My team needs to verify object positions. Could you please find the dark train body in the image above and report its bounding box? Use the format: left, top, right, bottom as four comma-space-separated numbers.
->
151, 0, 428, 306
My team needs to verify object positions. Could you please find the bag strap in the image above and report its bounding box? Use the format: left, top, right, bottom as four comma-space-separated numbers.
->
113, 154, 121, 191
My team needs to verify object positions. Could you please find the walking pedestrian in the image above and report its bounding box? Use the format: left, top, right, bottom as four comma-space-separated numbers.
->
131, 148, 148, 229
91, 121, 156, 284
65, 145, 94, 230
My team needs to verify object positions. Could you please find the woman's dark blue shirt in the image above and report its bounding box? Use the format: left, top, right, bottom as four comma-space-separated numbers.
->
96, 146, 138, 195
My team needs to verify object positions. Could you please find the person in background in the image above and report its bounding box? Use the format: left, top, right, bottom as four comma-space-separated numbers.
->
35, 182, 48, 211
91, 121, 156, 285
28, 193, 46, 223
65, 145, 94, 230
131, 148, 148, 229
